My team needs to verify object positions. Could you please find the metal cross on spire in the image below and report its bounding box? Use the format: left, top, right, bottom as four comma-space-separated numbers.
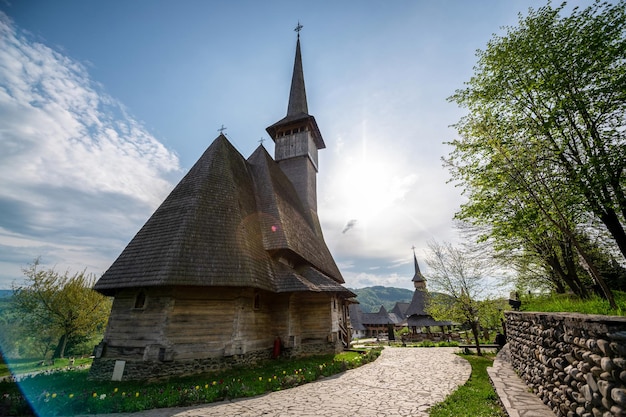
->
258, 137, 265, 146
217, 124, 227, 134
294, 21, 303, 38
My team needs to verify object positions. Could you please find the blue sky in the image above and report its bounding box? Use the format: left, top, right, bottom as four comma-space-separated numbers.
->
0, 0, 595, 291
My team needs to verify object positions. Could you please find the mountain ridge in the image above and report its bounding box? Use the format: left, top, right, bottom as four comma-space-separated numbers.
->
349, 286, 414, 313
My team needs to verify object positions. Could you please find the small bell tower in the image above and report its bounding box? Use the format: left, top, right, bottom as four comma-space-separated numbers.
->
266, 22, 325, 213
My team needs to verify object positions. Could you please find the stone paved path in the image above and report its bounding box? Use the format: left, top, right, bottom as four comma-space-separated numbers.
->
487, 345, 555, 417
91, 347, 471, 417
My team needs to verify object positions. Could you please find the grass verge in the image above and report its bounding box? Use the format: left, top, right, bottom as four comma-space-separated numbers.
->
0, 349, 380, 416
428, 353, 505, 417
0, 357, 93, 378
520, 291, 626, 315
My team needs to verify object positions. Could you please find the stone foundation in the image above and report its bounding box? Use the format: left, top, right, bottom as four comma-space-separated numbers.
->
89, 340, 338, 381
505, 311, 626, 417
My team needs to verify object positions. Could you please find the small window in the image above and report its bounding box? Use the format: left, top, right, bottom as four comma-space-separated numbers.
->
332, 299, 336, 310
253, 292, 260, 310
134, 291, 146, 309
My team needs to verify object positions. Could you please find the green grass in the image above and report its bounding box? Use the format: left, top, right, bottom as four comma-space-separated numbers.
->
0, 357, 93, 378
428, 354, 505, 417
520, 291, 626, 315
0, 349, 381, 416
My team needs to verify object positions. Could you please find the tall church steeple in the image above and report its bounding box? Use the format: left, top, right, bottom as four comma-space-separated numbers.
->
412, 247, 427, 289
266, 23, 325, 213
287, 27, 308, 116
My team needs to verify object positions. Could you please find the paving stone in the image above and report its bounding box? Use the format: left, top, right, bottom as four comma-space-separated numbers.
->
489, 345, 556, 417
78, 347, 471, 417
76, 345, 557, 417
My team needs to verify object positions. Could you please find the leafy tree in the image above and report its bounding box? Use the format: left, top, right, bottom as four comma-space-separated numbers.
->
448, 110, 616, 306
12, 259, 111, 359
447, 1, 626, 305
423, 240, 495, 356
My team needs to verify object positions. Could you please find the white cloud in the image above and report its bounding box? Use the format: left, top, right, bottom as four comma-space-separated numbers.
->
0, 13, 181, 286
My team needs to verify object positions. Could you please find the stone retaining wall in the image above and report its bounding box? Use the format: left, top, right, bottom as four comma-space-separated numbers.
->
505, 311, 626, 417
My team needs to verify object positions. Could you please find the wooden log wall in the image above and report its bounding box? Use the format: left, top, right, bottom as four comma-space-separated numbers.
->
93, 285, 340, 380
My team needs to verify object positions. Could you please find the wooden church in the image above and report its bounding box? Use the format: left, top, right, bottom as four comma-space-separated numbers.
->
405, 250, 454, 337
90, 29, 355, 381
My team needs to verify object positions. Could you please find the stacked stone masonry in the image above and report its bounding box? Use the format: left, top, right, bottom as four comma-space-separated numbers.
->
505, 311, 626, 417
89, 341, 337, 381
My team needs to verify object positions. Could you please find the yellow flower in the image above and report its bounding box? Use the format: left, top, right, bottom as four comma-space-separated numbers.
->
282, 370, 286, 374
51, 393, 57, 398
267, 378, 271, 382
69, 394, 74, 399
212, 381, 217, 386
135, 392, 139, 397
205, 384, 209, 389
258, 377, 262, 381
114, 388, 118, 393
195, 385, 199, 390
92, 393, 97, 398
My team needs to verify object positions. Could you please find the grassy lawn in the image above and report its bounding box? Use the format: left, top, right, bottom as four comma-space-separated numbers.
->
429, 353, 505, 417
0, 357, 93, 378
0, 349, 380, 416
520, 291, 626, 315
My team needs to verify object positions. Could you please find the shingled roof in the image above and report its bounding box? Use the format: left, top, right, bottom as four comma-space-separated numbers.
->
247, 146, 342, 282
406, 289, 429, 316
94, 134, 350, 297
405, 289, 453, 327
94, 31, 351, 298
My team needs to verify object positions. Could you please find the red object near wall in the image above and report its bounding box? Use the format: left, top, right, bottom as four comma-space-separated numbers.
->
272, 336, 281, 359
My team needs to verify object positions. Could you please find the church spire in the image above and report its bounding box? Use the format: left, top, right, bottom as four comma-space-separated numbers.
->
265, 23, 326, 214
287, 32, 308, 116
412, 247, 426, 288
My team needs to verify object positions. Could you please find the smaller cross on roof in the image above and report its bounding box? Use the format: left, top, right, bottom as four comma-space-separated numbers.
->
259, 137, 265, 146
218, 124, 227, 134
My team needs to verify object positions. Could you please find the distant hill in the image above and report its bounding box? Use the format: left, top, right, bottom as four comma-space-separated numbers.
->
349, 286, 414, 313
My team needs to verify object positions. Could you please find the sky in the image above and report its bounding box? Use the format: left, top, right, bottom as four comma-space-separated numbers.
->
0, 0, 596, 292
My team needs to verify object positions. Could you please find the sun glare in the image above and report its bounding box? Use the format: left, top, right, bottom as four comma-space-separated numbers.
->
335, 147, 418, 232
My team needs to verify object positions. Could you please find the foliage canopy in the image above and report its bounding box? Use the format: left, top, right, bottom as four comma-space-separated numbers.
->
447, 1, 626, 304
10, 259, 111, 359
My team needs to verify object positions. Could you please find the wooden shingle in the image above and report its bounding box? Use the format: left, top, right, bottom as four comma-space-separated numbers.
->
94, 135, 275, 295
95, 134, 347, 297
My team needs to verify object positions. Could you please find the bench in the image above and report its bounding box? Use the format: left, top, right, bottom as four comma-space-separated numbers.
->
458, 344, 501, 354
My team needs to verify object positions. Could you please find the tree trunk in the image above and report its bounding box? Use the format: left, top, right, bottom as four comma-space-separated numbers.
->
572, 240, 617, 309
546, 255, 585, 298
54, 334, 68, 359
471, 320, 482, 356
600, 209, 626, 262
